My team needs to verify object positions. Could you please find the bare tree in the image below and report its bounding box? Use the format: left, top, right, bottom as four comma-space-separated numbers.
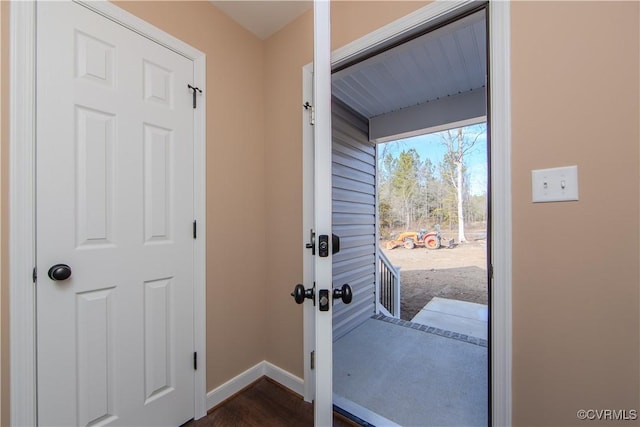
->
440, 127, 484, 242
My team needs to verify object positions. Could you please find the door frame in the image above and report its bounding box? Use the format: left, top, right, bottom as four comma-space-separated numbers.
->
9, 1, 208, 425
302, 1, 512, 424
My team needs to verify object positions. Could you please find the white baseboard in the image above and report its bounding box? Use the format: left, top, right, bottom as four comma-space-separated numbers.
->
263, 361, 304, 396
206, 361, 304, 411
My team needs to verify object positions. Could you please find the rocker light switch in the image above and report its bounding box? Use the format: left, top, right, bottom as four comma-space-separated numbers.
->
532, 165, 579, 203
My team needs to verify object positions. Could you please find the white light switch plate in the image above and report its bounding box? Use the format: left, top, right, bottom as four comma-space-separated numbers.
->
531, 165, 579, 203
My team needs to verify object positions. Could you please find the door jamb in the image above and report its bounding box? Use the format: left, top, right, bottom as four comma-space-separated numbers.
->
301, 64, 315, 403
301, 1, 512, 424
9, 1, 208, 425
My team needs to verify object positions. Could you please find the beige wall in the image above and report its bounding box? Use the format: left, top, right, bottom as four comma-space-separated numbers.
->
1, 1, 638, 426
262, 0, 428, 379
511, 2, 639, 425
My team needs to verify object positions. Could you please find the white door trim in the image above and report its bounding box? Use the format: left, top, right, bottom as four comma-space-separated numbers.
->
301, 64, 315, 403
488, 2, 512, 425
9, 1, 207, 425
301, 0, 512, 424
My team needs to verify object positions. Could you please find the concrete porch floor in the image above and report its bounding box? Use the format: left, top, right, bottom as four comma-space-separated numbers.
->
411, 297, 488, 340
333, 315, 488, 427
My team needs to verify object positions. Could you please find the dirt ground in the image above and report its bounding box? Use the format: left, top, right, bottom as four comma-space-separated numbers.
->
381, 233, 488, 321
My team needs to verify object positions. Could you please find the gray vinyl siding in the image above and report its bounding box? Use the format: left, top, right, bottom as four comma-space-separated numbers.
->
332, 99, 376, 340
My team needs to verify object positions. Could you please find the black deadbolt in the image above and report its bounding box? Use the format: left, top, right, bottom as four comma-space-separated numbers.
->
48, 264, 72, 281
318, 235, 329, 257
331, 234, 340, 255
317, 234, 340, 257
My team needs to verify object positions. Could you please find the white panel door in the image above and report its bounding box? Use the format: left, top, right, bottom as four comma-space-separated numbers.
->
36, 2, 195, 426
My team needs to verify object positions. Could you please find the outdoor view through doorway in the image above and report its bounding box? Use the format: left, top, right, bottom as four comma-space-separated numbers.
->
332, 124, 489, 426
328, 7, 490, 426
379, 124, 488, 322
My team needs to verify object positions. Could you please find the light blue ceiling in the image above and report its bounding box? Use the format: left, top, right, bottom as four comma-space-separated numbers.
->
332, 10, 487, 119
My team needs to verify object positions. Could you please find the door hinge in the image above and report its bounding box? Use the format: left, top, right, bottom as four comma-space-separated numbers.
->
310, 350, 315, 370
188, 84, 203, 109
32, 267, 37, 283
194, 352, 198, 370
489, 264, 494, 280
303, 101, 315, 126
193, 220, 197, 239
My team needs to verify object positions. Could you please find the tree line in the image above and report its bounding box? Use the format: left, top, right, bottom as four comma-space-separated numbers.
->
378, 125, 487, 242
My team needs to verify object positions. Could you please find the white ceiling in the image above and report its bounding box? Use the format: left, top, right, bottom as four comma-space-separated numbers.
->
210, 1, 312, 40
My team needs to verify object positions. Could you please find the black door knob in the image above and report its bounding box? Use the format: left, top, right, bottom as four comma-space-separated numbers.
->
48, 264, 72, 281
291, 284, 314, 304
333, 284, 352, 304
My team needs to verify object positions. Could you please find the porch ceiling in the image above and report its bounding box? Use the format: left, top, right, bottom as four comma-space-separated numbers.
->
331, 10, 486, 120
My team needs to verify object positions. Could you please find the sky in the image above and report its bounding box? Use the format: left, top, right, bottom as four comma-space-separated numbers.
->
377, 124, 488, 196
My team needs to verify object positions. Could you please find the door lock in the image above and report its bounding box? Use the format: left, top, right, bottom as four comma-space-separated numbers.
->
318, 289, 330, 311
318, 235, 329, 257
317, 234, 340, 257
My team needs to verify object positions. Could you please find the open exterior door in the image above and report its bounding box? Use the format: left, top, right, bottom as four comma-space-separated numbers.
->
299, 14, 365, 423
313, 1, 336, 425
293, 2, 335, 424
298, 2, 512, 426
302, 3, 356, 424
292, 0, 352, 426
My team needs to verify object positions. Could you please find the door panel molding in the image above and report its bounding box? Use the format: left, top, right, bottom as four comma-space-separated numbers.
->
9, 2, 207, 425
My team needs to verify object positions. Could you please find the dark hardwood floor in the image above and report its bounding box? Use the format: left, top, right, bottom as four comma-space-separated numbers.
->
187, 377, 358, 427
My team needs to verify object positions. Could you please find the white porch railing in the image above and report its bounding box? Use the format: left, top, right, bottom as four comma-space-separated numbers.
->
378, 250, 401, 318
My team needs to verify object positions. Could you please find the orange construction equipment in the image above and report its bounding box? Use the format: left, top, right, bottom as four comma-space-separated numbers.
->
386, 227, 443, 250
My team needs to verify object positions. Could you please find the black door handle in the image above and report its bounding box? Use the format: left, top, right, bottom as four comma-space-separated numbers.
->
291, 284, 314, 304
48, 264, 72, 281
332, 284, 352, 304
